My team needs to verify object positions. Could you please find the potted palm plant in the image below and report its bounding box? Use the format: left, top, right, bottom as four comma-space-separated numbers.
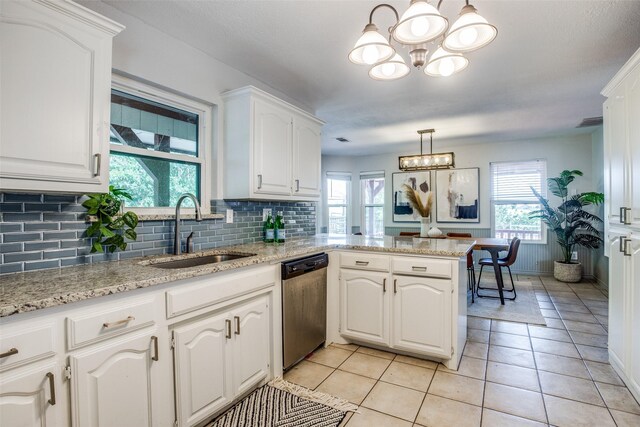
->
530, 170, 604, 282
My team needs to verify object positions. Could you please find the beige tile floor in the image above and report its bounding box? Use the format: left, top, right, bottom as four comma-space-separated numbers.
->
284, 275, 640, 427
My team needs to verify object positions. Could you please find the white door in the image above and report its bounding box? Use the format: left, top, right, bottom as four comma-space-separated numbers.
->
0, 0, 114, 192
69, 332, 161, 427
339, 269, 389, 346
173, 312, 233, 427
608, 231, 628, 369
292, 116, 322, 197
603, 86, 629, 226
0, 363, 60, 427
392, 275, 452, 358
231, 296, 270, 396
626, 64, 640, 224
253, 98, 292, 196
627, 235, 640, 400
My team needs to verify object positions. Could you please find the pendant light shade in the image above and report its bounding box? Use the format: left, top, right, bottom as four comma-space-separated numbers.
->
425, 47, 468, 77
369, 53, 411, 80
392, 0, 448, 45
442, 4, 497, 53
349, 23, 395, 65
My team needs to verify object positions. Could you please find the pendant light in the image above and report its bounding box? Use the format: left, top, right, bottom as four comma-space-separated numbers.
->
393, 0, 448, 45
370, 52, 411, 80
348, 23, 395, 65
442, 3, 498, 53
425, 46, 468, 77
399, 129, 455, 171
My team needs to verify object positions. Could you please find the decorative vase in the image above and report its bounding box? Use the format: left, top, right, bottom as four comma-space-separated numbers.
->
554, 261, 582, 282
428, 226, 443, 237
419, 217, 430, 237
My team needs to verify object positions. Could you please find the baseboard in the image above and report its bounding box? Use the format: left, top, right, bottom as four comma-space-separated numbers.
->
609, 351, 640, 404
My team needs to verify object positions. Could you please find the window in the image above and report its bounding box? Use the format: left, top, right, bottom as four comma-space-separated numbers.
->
360, 171, 385, 237
326, 172, 351, 235
490, 160, 547, 242
109, 76, 211, 212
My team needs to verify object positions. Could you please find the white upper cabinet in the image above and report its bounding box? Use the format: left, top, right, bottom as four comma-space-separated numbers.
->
602, 47, 640, 229
0, 0, 123, 194
223, 86, 323, 201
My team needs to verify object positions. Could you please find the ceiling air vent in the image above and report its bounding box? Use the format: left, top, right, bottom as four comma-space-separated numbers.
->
335, 137, 350, 143
576, 116, 603, 128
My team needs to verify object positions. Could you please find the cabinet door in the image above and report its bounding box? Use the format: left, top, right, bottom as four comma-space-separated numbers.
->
608, 232, 627, 369
173, 312, 233, 427
0, 363, 60, 427
392, 275, 452, 358
627, 235, 640, 399
627, 64, 640, 224
340, 269, 389, 345
603, 86, 629, 226
231, 296, 270, 396
292, 116, 322, 197
0, 0, 118, 193
253, 98, 292, 196
69, 332, 161, 427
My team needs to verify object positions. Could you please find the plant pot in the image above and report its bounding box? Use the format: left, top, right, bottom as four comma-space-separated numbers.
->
419, 217, 430, 237
554, 261, 582, 282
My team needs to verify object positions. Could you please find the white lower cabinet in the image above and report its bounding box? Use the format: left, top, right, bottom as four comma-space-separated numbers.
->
69, 330, 164, 427
339, 269, 389, 346
392, 275, 451, 358
173, 295, 270, 427
0, 361, 62, 427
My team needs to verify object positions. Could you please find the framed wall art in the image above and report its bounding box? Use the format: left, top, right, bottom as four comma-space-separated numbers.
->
435, 167, 480, 223
392, 171, 431, 222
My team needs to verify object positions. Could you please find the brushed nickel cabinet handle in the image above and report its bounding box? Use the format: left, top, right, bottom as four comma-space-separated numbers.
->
620, 236, 627, 253
624, 207, 632, 225
355, 261, 369, 266
412, 266, 427, 271
257, 174, 263, 189
234, 316, 241, 335
383, 278, 386, 293
151, 336, 159, 361
0, 348, 18, 359
103, 316, 135, 329
46, 372, 56, 405
394, 279, 397, 294
93, 153, 101, 177
225, 319, 232, 339
295, 179, 300, 192
620, 207, 625, 224
623, 238, 632, 257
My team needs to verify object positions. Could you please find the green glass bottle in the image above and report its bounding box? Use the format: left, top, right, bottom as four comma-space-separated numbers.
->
275, 211, 285, 243
264, 214, 275, 243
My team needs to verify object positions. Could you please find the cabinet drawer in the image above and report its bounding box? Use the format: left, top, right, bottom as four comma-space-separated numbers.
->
340, 252, 389, 271
392, 256, 452, 278
66, 297, 157, 350
0, 323, 55, 372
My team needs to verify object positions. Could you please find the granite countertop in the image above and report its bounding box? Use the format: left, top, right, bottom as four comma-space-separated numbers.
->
0, 235, 474, 318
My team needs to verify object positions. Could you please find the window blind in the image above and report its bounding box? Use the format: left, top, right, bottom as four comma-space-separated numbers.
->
490, 160, 546, 202
359, 170, 385, 179
326, 171, 352, 181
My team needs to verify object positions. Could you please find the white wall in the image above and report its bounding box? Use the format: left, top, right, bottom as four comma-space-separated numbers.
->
321, 132, 596, 231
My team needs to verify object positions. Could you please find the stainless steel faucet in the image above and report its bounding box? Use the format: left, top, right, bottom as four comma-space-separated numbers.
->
174, 193, 203, 255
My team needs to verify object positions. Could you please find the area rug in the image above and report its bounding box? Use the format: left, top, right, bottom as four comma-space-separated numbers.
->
467, 281, 546, 325
206, 378, 357, 427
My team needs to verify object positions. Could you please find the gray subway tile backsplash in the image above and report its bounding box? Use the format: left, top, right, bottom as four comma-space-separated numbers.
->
0, 193, 316, 274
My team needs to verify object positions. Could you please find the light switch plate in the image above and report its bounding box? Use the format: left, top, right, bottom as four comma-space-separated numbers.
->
262, 208, 272, 221
226, 209, 233, 224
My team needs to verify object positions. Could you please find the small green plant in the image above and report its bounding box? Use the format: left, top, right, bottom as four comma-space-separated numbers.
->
82, 186, 139, 253
529, 170, 604, 264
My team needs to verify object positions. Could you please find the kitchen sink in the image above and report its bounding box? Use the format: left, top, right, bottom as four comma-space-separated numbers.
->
148, 253, 255, 269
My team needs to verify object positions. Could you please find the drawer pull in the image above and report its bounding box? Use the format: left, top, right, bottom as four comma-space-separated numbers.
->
234, 316, 241, 335
411, 266, 427, 271
46, 372, 56, 405
225, 319, 232, 339
0, 348, 18, 359
151, 336, 159, 362
383, 278, 387, 293
394, 279, 398, 294
355, 261, 369, 266
102, 316, 135, 329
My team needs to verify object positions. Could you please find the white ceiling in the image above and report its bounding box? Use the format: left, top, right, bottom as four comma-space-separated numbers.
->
96, 0, 640, 156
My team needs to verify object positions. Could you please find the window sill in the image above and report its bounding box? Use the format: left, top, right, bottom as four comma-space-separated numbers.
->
86, 213, 225, 222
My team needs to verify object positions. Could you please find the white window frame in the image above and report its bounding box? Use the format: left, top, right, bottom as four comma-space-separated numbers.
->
490, 159, 547, 244
360, 171, 385, 237
110, 74, 212, 215
325, 172, 351, 235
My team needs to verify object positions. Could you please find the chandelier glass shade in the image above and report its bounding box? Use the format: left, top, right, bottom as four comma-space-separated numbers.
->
348, 1, 496, 80
398, 129, 455, 171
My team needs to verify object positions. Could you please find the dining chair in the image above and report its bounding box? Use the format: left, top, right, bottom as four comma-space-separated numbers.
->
446, 233, 476, 302
476, 237, 521, 300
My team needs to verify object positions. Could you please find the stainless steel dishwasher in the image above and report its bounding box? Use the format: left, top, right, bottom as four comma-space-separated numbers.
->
281, 253, 328, 370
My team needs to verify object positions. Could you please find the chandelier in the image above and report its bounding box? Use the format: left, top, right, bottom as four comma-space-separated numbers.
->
399, 129, 454, 171
348, 0, 497, 80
